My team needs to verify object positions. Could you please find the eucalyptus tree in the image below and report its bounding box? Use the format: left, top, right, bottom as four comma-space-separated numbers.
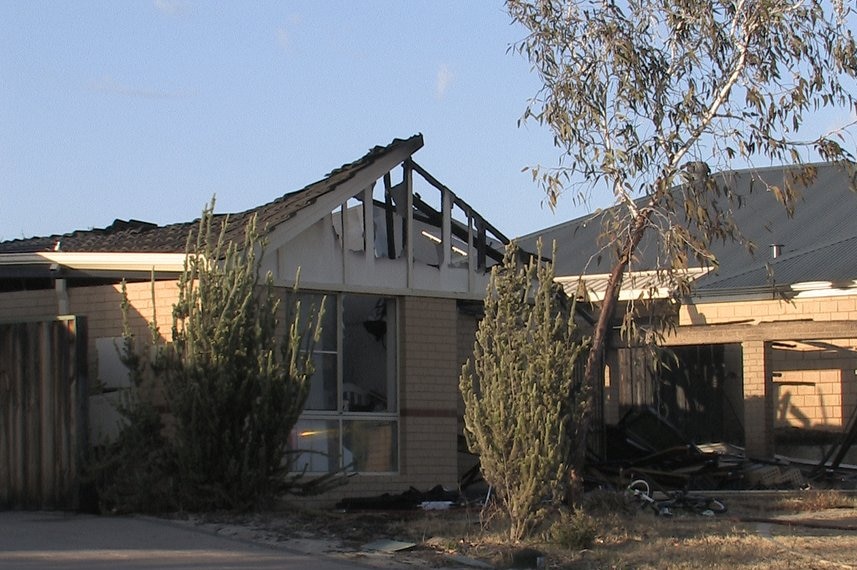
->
508, 0, 857, 466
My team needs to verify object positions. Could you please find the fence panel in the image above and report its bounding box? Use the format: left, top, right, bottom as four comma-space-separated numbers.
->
0, 317, 88, 510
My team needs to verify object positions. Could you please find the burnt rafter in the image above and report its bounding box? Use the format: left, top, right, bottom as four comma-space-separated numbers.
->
370, 195, 507, 266
406, 159, 509, 244
394, 159, 508, 268
382, 172, 397, 260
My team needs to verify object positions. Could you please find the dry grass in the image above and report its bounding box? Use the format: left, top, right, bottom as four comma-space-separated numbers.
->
767, 490, 857, 512
390, 491, 857, 569
189, 491, 857, 569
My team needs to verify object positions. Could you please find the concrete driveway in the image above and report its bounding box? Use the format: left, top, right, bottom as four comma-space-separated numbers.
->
0, 511, 368, 569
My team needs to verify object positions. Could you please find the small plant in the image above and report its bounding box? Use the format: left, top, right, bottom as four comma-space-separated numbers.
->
548, 509, 598, 550
91, 393, 177, 513
583, 488, 635, 515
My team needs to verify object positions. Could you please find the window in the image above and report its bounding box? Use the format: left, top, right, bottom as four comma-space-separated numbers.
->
290, 293, 398, 473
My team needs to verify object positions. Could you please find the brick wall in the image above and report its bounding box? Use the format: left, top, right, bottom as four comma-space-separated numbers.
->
742, 341, 772, 455
680, 294, 857, 326
0, 289, 58, 320
399, 296, 459, 489
0, 282, 179, 384
771, 338, 857, 431
678, 295, 857, 456
68, 281, 179, 384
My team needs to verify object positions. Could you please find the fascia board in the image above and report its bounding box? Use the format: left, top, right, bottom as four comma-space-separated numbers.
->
0, 252, 189, 273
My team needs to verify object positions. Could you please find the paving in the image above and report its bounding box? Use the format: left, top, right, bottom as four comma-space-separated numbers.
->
0, 511, 371, 569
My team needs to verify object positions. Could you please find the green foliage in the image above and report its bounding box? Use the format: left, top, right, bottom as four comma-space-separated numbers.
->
460, 241, 588, 542
101, 200, 324, 512
508, 0, 857, 302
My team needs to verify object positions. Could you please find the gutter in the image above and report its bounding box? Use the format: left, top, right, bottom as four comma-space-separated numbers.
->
689, 280, 857, 304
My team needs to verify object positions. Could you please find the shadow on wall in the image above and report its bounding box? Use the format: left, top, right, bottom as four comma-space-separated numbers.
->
771, 339, 857, 459
772, 340, 857, 429
81, 280, 177, 447
617, 344, 745, 447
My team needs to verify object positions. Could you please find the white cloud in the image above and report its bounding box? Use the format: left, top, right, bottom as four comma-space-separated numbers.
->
276, 16, 302, 52
153, 0, 187, 16
276, 26, 290, 50
436, 64, 453, 99
90, 75, 189, 100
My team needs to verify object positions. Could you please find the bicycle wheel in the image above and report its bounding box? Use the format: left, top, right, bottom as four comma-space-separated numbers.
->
624, 479, 655, 512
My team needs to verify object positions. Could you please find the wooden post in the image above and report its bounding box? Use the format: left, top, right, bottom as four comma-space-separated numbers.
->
404, 163, 414, 287
383, 173, 396, 259
441, 188, 452, 270
362, 184, 375, 269
476, 219, 487, 271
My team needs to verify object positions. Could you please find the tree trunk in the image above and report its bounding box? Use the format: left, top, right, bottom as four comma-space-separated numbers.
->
570, 210, 650, 502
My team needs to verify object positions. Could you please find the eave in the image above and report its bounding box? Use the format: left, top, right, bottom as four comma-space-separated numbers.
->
0, 252, 188, 277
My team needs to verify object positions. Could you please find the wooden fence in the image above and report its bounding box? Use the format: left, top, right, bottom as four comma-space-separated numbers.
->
0, 317, 88, 510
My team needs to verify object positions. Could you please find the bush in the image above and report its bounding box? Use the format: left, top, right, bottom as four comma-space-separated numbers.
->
460, 240, 588, 541
548, 509, 598, 550
98, 201, 325, 512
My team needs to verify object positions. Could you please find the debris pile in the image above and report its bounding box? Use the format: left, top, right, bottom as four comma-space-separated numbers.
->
589, 408, 857, 492
335, 485, 461, 512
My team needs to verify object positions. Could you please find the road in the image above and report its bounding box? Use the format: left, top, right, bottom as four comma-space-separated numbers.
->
0, 511, 369, 569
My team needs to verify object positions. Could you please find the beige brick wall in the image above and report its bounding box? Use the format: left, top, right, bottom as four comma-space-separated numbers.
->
771, 338, 857, 431
0, 282, 179, 384
398, 296, 459, 488
0, 289, 58, 320
678, 295, 857, 457
68, 281, 180, 385
681, 294, 857, 326
742, 341, 772, 456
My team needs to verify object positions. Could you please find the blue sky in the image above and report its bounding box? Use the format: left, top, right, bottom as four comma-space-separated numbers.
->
2, 2, 854, 245
0, 1, 586, 243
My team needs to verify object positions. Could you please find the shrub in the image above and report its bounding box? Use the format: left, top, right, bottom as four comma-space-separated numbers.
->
548, 509, 598, 550
99, 201, 324, 512
460, 240, 588, 541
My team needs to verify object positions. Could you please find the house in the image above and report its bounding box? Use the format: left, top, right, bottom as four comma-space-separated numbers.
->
0, 134, 507, 506
519, 162, 857, 464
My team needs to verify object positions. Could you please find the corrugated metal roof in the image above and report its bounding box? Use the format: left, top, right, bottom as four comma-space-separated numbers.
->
0, 135, 424, 255
518, 162, 857, 294
701, 233, 857, 290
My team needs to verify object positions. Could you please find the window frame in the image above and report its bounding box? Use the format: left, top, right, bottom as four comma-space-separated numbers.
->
293, 291, 400, 475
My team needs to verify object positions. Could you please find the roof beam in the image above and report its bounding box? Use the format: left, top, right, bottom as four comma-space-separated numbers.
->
665, 319, 857, 345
